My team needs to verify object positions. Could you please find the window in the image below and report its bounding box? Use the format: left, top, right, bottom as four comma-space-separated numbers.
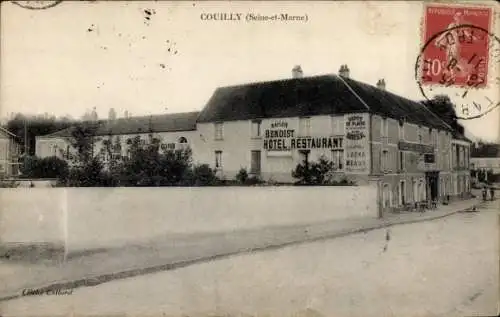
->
251, 120, 262, 138
382, 149, 389, 171
100, 149, 107, 161
331, 149, 344, 170
299, 117, 311, 136
214, 123, 223, 140
178, 137, 188, 150
399, 151, 405, 171
299, 150, 310, 163
383, 184, 391, 208
331, 116, 344, 135
381, 118, 388, 137
464, 147, 469, 168
398, 123, 404, 140
250, 150, 261, 174
215, 151, 222, 169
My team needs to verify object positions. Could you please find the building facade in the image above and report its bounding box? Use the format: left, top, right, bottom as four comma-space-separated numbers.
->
0, 127, 20, 178
470, 157, 500, 174
36, 66, 471, 211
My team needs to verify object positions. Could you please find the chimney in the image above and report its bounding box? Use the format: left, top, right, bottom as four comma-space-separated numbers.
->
338, 64, 350, 78
376, 79, 386, 90
292, 65, 303, 78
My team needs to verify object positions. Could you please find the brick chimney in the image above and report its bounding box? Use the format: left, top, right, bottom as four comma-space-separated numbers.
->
292, 65, 303, 78
376, 79, 386, 90
339, 64, 350, 78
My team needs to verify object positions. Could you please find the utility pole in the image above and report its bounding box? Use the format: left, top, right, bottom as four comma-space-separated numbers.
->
24, 117, 28, 156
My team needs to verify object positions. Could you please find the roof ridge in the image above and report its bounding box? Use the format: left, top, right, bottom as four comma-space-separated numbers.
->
216, 74, 334, 90
335, 75, 371, 111
418, 101, 454, 131
0, 126, 18, 138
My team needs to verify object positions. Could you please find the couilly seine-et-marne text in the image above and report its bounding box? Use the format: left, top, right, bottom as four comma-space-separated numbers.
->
200, 12, 307, 22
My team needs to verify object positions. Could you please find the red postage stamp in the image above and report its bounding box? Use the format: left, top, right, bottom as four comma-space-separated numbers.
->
420, 3, 493, 88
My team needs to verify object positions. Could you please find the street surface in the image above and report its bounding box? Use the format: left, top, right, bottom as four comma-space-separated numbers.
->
1, 200, 498, 317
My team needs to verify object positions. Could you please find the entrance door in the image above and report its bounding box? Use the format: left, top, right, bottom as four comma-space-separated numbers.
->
426, 172, 439, 201
251, 150, 261, 174
413, 179, 418, 203
399, 181, 406, 206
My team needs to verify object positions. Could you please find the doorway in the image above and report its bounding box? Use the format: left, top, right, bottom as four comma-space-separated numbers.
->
425, 171, 439, 201
399, 180, 406, 206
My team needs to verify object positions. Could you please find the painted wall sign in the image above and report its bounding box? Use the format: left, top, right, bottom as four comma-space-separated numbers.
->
345, 115, 366, 129
264, 137, 343, 151
345, 151, 367, 169
263, 120, 343, 151
398, 141, 434, 154
344, 114, 369, 173
346, 131, 366, 141
160, 143, 176, 151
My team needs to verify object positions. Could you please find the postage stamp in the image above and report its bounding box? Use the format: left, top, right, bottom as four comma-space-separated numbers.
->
416, 2, 499, 120
420, 3, 493, 88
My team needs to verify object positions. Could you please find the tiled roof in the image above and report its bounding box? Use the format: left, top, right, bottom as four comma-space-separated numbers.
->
197, 75, 368, 123
44, 112, 199, 138
197, 74, 452, 131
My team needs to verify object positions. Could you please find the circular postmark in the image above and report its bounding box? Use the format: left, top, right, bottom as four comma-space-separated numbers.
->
11, 1, 62, 10
415, 24, 500, 120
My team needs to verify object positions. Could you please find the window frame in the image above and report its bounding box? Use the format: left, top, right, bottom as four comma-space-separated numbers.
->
214, 122, 224, 140
215, 150, 223, 169
331, 148, 344, 171
299, 117, 311, 137
251, 120, 262, 139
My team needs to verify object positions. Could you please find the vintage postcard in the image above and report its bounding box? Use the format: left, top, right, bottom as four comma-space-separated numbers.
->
0, 1, 499, 316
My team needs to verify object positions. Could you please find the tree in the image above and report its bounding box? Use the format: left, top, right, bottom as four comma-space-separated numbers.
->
5, 113, 74, 156
69, 122, 100, 165
292, 155, 355, 186
20, 156, 69, 179
292, 155, 334, 185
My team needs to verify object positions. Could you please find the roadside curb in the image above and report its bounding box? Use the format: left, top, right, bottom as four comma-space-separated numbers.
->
0, 202, 476, 302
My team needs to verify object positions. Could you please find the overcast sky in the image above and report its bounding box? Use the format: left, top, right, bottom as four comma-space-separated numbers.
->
1, 1, 499, 141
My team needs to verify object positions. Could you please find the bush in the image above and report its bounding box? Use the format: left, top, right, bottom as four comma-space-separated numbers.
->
292, 155, 356, 186
185, 164, 219, 186
20, 156, 69, 179
235, 168, 249, 184
292, 155, 334, 185
63, 158, 117, 187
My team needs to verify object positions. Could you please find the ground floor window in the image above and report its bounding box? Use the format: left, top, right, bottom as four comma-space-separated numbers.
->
299, 150, 310, 164
382, 184, 391, 208
250, 150, 261, 174
331, 149, 344, 170
215, 151, 223, 169
418, 180, 425, 201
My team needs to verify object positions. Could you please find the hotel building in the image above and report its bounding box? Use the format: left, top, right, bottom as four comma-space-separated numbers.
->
36, 65, 472, 211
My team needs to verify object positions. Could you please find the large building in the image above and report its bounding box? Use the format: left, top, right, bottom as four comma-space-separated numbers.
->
0, 127, 21, 178
36, 65, 472, 211
470, 143, 500, 174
